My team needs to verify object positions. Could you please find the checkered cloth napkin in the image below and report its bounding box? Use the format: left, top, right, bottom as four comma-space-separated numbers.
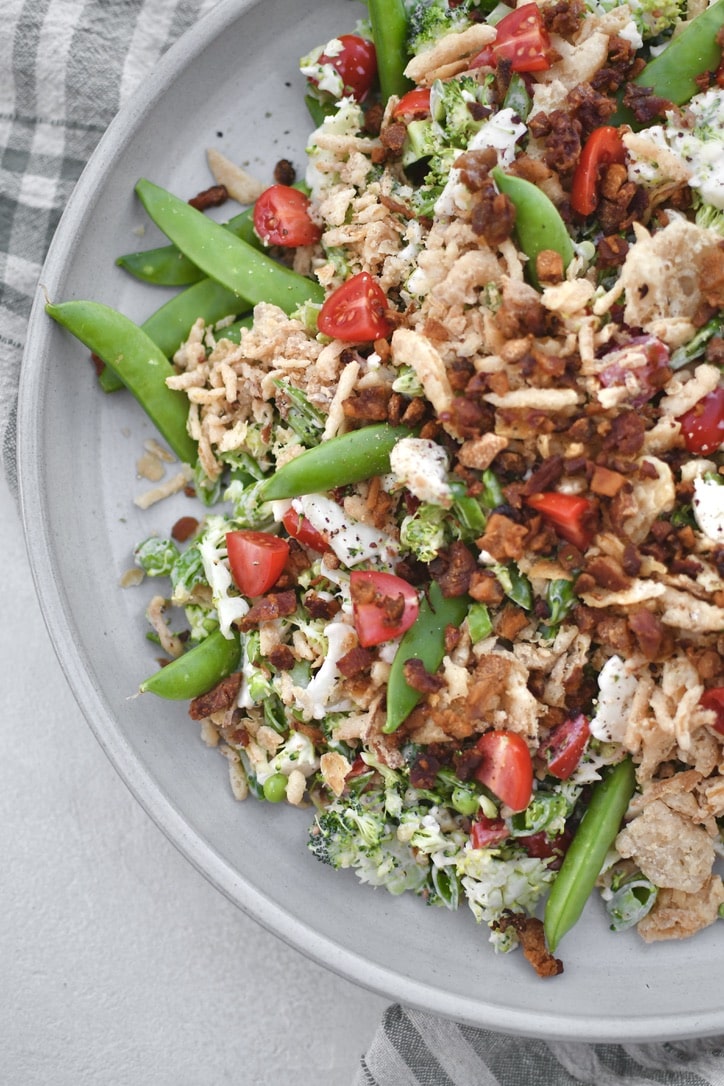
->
3, 2, 724, 1083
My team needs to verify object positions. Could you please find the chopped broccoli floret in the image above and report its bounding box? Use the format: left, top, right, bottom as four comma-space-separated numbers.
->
407, 0, 478, 54
592, 0, 683, 39
696, 200, 724, 236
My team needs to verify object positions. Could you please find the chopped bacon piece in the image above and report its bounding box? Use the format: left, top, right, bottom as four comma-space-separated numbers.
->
494, 913, 564, 977
188, 672, 242, 720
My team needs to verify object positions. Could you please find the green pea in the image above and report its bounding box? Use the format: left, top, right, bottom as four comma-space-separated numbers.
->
139, 629, 241, 700
135, 179, 324, 313
451, 786, 480, 817
260, 423, 412, 501
544, 757, 636, 953
46, 299, 197, 464
491, 168, 574, 290
263, 772, 289, 803
384, 582, 470, 734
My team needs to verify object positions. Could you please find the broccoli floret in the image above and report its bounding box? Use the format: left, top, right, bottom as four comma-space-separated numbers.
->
134, 536, 180, 576
400, 502, 449, 562
592, 0, 683, 39
696, 200, 724, 237
407, 0, 476, 54
308, 795, 429, 894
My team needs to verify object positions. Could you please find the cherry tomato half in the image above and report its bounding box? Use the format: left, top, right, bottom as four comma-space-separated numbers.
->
525, 491, 596, 552
474, 730, 533, 813
471, 4, 551, 73
470, 816, 509, 849
541, 713, 590, 780
312, 34, 377, 102
317, 271, 393, 342
226, 531, 289, 597
701, 688, 724, 735
253, 185, 321, 248
282, 507, 329, 553
677, 387, 724, 455
570, 127, 626, 217
392, 87, 432, 119
350, 570, 419, 648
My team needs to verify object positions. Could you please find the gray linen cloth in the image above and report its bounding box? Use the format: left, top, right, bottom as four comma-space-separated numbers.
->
3, 2, 724, 1083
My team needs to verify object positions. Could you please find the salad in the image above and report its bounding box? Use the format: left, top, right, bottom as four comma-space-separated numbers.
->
47, 0, 724, 977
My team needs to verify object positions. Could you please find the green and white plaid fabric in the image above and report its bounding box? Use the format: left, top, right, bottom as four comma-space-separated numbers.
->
3, 3, 724, 1083
0, 0, 217, 494
355, 1006, 724, 1086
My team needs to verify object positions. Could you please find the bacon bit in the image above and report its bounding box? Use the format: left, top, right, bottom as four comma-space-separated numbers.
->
403, 658, 444, 694
476, 513, 528, 562
342, 385, 392, 422
468, 570, 506, 606
171, 515, 199, 542
239, 590, 298, 631
273, 158, 296, 185
444, 624, 462, 654
304, 592, 342, 620
597, 234, 629, 268
267, 645, 296, 670
590, 464, 627, 497
188, 184, 228, 210
409, 752, 441, 790
622, 83, 674, 125
522, 455, 564, 497
429, 540, 478, 598
495, 604, 530, 641
628, 608, 666, 661
379, 121, 407, 155
337, 645, 374, 678
494, 913, 563, 977
188, 673, 242, 720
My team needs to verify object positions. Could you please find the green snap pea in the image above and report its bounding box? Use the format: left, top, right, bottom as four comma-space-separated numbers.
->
135, 179, 324, 313
259, 423, 412, 501
369, 0, 412, 103
632, 0, 724, 110
139, 628, 241, 700
503, 72, 531, 122
141, 277, 250, 359
384, 582, 470, 734
491, 168, 574, 290
46, 299, 197, 464
544, 757, 636, 953
116, 206, 260, 286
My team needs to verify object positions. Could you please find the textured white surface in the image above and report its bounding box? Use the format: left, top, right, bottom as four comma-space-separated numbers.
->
0, 471, 388, 1085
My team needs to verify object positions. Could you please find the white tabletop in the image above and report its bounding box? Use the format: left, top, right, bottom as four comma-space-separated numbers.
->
0, 470, 388, 1084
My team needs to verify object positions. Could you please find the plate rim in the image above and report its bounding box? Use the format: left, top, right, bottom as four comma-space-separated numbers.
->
16, 0, 724, 1043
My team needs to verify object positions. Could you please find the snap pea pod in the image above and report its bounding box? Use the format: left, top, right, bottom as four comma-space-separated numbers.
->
116, 206, 260, 286
139, 628, 241, 699
491, 168, 574, 290
135, 179, 324, 312
46, 299, 197, 464
96, 280, 250, 395
259, 423, 411, 501
503, 72, 531, 122
369, 0, 412, 103
544, 757, 636, 953
141, 276, 250, 359
384, 583, 470, 734
632, 0, 724, 109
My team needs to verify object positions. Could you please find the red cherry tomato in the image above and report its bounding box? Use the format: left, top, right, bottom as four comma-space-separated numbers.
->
317, 271, 393, 342
541, 713, 590, 780
282, 508, 330, 553
570, 127, 626, 216
311, 34, 377, 102
677, 387, 724, 455
392, 87, 432, 119
350, 570, 419, 648
701, 688, 724, 734
471, 4, 551, 73
226, 531, 290, 597
253, 185, 321, 248
470, 816, 509, 849
525, 491, 596, 552
474, 731, 533, 813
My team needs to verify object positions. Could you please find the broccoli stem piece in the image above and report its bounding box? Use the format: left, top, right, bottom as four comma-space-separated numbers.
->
369, 0, 412, 103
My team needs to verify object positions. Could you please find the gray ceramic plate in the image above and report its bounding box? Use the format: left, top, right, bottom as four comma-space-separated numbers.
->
18, 0, 724, 1041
